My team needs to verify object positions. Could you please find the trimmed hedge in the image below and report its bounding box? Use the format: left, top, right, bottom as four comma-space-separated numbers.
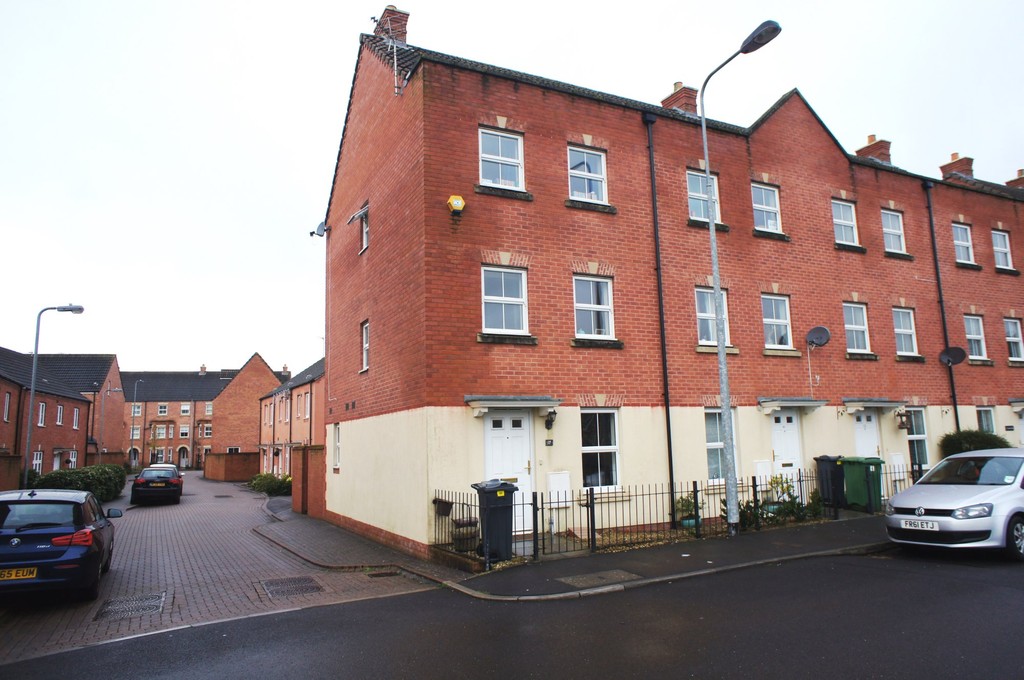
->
938, 429, 1012, 459
248, 473, 292, 496
33, 464, 127, 503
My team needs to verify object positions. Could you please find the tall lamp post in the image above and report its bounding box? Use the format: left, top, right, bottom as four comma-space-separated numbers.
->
22, 304, 85, 489
130, 379, 144, 467
699, 20, 781, 536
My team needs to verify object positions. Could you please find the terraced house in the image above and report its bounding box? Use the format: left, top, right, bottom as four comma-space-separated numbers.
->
318, 6, 1024, 558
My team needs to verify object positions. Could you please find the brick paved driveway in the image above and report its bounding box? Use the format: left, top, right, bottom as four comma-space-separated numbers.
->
0, 475, 436, 665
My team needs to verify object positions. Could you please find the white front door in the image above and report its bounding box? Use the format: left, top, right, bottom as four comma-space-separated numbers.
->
1019, 411, 1024, 446
853, 410, 881, 457
484, 411, 534, 533
770, 408, 802, 473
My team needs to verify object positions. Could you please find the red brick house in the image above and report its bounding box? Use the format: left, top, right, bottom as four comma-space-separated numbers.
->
121, 354, 288, 477
259, 358, 325, 477
319, 7, 1023, 558
0, 347, 92, 489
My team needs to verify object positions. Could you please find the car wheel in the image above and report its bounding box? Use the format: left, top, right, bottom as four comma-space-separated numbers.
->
172, 494, 181, 505
80, 558, 102, 601
130, 494, 139, 505
1005, 515, 1024, 562
101, 544, 113, 574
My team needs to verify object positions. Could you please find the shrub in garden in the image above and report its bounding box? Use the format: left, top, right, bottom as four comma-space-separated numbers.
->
32, 463, 126, 503
248, 473, 292, 496
938, 429, 1012, 459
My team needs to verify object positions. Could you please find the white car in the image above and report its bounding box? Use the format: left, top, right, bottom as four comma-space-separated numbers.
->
885, 448, 1024, 560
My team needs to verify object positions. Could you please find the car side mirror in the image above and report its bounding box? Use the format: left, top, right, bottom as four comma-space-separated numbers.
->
106, 508, 124, 519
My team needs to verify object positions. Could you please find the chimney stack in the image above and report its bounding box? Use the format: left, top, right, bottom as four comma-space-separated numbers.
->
661, 82, 698, 113
375, 5, 409, 43
940, 152, 974, 180
855, 134, 891, 164
199, 364, 206, 376
1007, 169, 1024, 189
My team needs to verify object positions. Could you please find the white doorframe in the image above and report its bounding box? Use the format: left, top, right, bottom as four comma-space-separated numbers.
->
483, 410, 534, 533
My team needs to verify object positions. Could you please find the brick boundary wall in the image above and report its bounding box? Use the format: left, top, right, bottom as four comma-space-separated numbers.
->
204, 451, 259, 482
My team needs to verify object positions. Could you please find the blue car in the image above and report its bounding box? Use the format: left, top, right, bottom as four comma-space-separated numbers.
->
0, 489, 122, 601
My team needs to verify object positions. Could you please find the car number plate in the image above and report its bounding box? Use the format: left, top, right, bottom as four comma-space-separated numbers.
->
150, 483, 166, 487
0, 567, 37, 581
901, 519, 939, 531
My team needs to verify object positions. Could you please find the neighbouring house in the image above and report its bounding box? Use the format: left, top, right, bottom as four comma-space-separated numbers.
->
318, 7, 1024, 560
0, 346, 93, 489
36, 354, 125, 466
121, 354, 289, 480
258, 358, 325, 477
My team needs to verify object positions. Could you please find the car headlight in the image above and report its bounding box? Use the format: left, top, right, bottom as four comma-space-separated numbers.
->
884, 499, 895, 516
951, 503, 993, 520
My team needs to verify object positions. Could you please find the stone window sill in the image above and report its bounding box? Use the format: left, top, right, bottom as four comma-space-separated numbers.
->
564, 199, 617, 214
474, 185, 534, 201
477, 333, 538, 345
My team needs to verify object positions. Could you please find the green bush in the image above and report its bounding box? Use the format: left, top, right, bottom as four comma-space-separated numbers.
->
938, 429, 1012, 459
248, 473, 292, 496
32, 463, 126, 502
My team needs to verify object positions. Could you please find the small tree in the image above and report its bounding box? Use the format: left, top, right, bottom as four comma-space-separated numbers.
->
938, 429, 1012, 459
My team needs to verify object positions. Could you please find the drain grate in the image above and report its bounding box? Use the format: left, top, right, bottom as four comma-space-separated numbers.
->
95, 592, 167, 621
556, 570, 642, 589
261, 576, 324, 598
214, 495, 233, 498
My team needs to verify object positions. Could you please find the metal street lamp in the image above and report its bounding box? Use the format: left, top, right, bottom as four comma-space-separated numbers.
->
130, 379, 144, 468
22, 304, 85, 489
699, 20, 781, 536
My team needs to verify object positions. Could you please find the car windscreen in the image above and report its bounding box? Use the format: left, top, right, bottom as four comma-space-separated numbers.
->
919, 456, 1023, 486
140, 469, 175, 479
0, 501, 77, 530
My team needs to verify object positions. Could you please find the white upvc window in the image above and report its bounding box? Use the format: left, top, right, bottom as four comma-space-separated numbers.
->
73, 407, 79, 430
482, 267, 528, 334
360, 321, 370, 371
687, 171, 721, 223
32, 450, 43, 474
479, 129, 524, 190
751, 184, 781, 232
56, 405, 64, 426
180, 402, 191, 416
69, 450, 78, 469
203, 424, 212, 437
158, 403, 168, 416
132, 403, 142, 417
130, 425, 140, 440
761, 294, 792, 349
205, 402, 213, 416
695, 287, 730, 346
892, 308, 918, 356
2, 392, 8, 422
155, 424, 167, 439
705, 408, 738, 482
332, 423, 342, 469
881, 210, 906, 253
832, 200, 858, 245
567, 147, 607, 203
304, 392, 311, 420
37, 402, 46, 427
573, 276, 614, 338
1005, 319, 1024, 361
993, 230, 1013, 269
581, 409, 618, 489
964, 315, 987, 359
180, 424, 189, 438
906, 408, 928, 468
843, 302, 871, 353
953, 223, 974, 263
977, 407, 995, 434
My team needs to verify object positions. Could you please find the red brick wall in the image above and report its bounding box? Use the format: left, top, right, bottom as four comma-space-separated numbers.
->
212, 354, 283, 453
291, 444, 325, 516
204, 451, 259, 482
325, 52, 1023, 420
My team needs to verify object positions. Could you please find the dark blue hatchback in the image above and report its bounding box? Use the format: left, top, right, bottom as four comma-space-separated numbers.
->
0, 489, 122, 601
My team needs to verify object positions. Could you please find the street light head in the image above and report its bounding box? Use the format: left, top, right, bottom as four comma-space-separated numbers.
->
740, 20, 781, 54
57, 304, 85, 314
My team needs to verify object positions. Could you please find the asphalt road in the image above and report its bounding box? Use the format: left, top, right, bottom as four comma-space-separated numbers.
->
5, 549, 1023, 678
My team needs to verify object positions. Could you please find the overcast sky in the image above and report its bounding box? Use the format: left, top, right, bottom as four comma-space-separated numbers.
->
1, 0, 1020, 374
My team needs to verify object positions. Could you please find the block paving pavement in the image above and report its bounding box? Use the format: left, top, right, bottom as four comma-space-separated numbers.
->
0, 475, 462, 666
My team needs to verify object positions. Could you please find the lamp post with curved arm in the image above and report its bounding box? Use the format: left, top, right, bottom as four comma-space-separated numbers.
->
699, 20, 781, 536
22, 304, 85, 489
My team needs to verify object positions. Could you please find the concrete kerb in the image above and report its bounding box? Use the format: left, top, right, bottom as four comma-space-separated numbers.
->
443, 541, 895, 602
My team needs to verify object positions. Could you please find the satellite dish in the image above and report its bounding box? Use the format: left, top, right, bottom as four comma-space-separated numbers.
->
310, 222, 328, 238
939, 346, 967, 367
806, 326, 831, 348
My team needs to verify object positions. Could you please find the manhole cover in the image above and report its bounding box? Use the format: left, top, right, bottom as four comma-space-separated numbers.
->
556, 570, 642, 589
95, 592, 166, 620
261, 576, 324, 598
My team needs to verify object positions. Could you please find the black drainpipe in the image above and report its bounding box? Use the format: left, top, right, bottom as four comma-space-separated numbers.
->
643, 111, 678, 524
923, 180, 961, 431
